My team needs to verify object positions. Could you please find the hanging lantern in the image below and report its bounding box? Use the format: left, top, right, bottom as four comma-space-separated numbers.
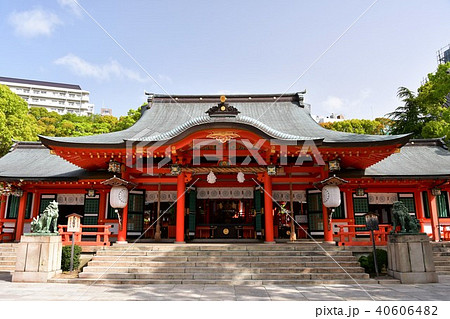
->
322, 185, 341, 208
237, 172, 245, 183
207, 171, 217, 184
110, 185, 128, 208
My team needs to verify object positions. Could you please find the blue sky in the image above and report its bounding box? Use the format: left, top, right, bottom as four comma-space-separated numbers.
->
1, 0, 449, 118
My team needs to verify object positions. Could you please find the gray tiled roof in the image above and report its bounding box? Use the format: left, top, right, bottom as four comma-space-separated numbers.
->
39, 93, 410, 147
0, 142, 84, 180
365, 139, 450, 178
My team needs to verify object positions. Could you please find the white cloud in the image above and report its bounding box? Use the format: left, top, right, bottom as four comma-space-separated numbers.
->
9, 8, 62, 38
54, 54, 148, 82
322, 96, 344, 113
58, 0, 83, 17
321, 89, 372, 117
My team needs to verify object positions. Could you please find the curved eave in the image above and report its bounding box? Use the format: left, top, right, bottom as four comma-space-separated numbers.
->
321, 133, 412, 148
39, 135, 126, 149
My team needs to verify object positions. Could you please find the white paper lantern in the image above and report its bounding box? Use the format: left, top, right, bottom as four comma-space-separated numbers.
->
110, 186, 128, 208
322, 185, 341, 208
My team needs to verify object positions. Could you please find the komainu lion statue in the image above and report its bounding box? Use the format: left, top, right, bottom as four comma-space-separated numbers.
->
31, 200, 59, 233
390, 201, 420, 234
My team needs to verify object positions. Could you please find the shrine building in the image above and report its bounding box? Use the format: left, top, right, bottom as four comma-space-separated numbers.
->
1, 92, 450, 245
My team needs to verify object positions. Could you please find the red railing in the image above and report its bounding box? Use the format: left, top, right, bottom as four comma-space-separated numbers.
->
440, 224, 450, 241
0, 221, 15, 242
336, 224, 393, 246
58, 224, 111, 246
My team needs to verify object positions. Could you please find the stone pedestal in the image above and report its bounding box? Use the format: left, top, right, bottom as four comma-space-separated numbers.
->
387, 233, 438, 284
12, 234, 62, 283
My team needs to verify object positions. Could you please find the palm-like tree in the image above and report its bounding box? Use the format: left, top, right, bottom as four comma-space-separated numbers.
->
387, 87, 425, 138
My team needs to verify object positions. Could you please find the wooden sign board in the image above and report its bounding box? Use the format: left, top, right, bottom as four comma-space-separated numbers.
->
67, 214, 81, 233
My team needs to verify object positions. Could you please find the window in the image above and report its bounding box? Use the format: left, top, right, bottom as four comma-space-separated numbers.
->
332, 193, 346, 219
353, 194, 369, 230
437, 191, 450, 218
6, 196, 20, 219
106, 194, 118, 219
398, 193, 416, 216
25, 193, 33, 219
422, 191, 430, 218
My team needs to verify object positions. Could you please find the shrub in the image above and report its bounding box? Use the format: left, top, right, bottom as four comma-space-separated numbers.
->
61, 245, 82, 271
358, 249, 388, 275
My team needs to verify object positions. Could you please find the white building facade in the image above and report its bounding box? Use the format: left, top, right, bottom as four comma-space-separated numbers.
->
0, 77, 94, 116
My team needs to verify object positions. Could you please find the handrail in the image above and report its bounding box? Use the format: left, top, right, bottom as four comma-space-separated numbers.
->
58, 224, 111, 246
336, 224, 393, 246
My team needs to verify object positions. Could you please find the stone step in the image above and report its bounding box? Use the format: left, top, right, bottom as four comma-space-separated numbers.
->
0, 248, 16, 253
435, 265, 450, 271
95, 250, 353, 257
433, 251, 450, 259
0, 260, 16, 267
90, 255, 356, 263
78, 271, 369, 280
49, 278, 376, 285
108, 244, 339, 252
0, 256, 16, 261
81, 266, 365, 274
434, 261, 450, 266
86, 260, 361, 268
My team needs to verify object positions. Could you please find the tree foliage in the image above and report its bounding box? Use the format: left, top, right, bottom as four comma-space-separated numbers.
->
320, 118, 391, 135
0, 85, 143, 157
0, 85, 39, 155
387, 62, 450, 140
387, 87, 426, 138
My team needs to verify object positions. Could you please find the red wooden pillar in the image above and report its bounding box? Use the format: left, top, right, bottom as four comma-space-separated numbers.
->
15, 192, 28, 241
98, 190, 107, 225
32, 192, 40, 219
0, 195, 6, 220
427, 190, 440, 242
117, 173, 129, 243
263, 173, 274, 243
345, 190, 355, 223
414, 191, 425, 233
176, 172, 186, 243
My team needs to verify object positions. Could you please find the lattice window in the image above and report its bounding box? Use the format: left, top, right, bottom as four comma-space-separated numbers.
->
353, 197, 369, 213
437, 191, 450, 218
422, 191, 430, 218
129, 193, 144, 213
398, 197, 416, 215
6, 196, 19, 219
84, 198, 99, 213
307, 193, 322, 212
355, 215, 367, 231
83, 216, 98, 225
39, 197, 55, 214
25, 193, 33, 219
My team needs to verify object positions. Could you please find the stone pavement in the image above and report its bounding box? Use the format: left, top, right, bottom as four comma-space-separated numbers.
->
1, 272, 450, 301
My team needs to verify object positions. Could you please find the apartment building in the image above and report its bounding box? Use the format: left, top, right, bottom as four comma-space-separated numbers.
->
0, 76, 94, 116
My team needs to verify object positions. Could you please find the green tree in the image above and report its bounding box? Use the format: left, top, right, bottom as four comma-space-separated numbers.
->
0, 85, 39, 156
112, 106, 142, 132
387, 87, 425, 138
416, 62, 450, 139
320, 118, 390, 135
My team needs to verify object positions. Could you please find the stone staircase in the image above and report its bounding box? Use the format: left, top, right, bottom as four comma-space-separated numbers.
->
53, 242, 374, 285
0, 243, 16, 273
432, 242, 450, 275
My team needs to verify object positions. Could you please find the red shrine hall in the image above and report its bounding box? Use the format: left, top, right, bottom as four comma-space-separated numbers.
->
1, 93, 450, 245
